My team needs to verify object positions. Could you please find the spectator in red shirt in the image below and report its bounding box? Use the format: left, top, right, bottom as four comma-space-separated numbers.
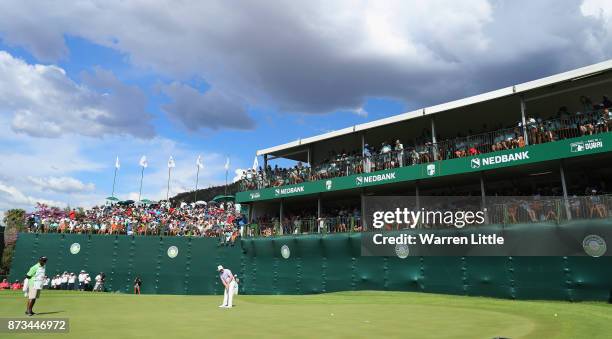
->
11, 280, 22, 290
0, 278, 9, 290
468, 146, 479, 156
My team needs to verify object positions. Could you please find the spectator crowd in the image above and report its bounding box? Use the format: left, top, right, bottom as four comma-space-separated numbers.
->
25, 201, 245, 244
241, 96, 612, 191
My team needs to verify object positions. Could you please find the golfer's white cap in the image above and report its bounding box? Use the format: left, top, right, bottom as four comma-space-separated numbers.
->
217, 265, 224, 271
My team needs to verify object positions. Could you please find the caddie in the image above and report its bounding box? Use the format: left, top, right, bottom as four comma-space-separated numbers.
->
24, 256, 47, 316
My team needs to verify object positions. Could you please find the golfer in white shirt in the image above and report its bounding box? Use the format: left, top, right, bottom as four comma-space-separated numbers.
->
217, 265, 236, 308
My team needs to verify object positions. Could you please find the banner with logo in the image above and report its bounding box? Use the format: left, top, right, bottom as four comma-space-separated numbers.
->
236, 133, 611, 203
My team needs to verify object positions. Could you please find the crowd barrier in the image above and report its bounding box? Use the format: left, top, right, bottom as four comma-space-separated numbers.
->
9, 219, 612, 301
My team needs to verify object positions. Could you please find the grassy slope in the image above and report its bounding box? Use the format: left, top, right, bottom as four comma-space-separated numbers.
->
0, 290, 611, 339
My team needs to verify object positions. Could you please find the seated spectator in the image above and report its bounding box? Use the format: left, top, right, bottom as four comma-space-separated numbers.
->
11, 280, 22, 290
0, 278, 9, 290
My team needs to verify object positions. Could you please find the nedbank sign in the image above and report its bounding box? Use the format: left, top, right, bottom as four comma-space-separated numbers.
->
356, 172, 397, 186
236, 133, 611, 203
470, 151, 529, 169
274, 186, 305, 196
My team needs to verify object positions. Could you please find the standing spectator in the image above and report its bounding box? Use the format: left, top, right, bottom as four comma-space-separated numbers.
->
60, 272, 69, 290
94, 273, 105, 292
134, 276, 142, 295
78, 270, 87, 290
84, 274, 92, 291
68, 273, 76, 290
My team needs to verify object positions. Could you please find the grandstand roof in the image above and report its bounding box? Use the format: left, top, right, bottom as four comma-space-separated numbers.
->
257, 59, 612, 158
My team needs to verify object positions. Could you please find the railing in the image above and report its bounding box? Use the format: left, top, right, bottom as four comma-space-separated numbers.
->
16, 195, 612, 239
245, 216, 363, 237
240, 108, 612, 191
243, 195, 611, 237
22, 222, 239, 240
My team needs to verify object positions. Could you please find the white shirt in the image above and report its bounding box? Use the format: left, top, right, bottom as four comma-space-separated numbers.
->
78, 273, 86, 283
219, 269, 233, 284
61, 275, 68, 283
68, 275, 76, 283
32, 266, 46, 290
95, 275, 102, 283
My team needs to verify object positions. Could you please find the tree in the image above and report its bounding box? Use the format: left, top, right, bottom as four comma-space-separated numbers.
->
1, 209, 26, 274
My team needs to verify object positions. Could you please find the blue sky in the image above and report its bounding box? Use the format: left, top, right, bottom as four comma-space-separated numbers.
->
0, 0, 611, 213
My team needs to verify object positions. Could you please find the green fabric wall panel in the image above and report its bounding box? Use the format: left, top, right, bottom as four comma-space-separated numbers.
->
107, 235, 132, 292
294, 236, 324, 294
87, 236, 117, 290
128, 236, 161, 294
186, 237, 224, 295
419, 257, 465, 295
463, 257, 513, 298
9, 231, 612, 301
385, 257, 423, 292
58, 234, 90, 279
563, 256, 612, 301
156, 237, 188, 294
8, 233, 39, 281
511, 257, 568, 300
35, 233, 64, 277
319, 234, 356, 293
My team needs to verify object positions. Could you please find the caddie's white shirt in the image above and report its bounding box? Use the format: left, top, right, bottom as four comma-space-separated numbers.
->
78, 274, 85, 282
68, 276, 76, 283
95, 275, 102, 282
61, 275, 68, 283
33, 266, 45, 290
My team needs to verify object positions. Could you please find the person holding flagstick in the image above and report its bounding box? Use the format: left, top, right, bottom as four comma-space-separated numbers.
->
112, 156, 120, 198
167, 156, 176, 202
195, 155, 204, 202
138, 155, 148, 202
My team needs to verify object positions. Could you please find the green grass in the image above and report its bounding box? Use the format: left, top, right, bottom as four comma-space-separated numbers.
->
0, 290, 611, 338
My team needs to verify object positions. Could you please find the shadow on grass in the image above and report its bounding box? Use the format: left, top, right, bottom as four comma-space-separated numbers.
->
35, 311, 64, 315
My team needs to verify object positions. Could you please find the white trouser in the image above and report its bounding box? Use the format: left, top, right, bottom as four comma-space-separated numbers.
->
223, 281, 236, 307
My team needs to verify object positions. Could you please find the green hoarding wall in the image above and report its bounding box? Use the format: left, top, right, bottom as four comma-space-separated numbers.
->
9, 228, 612, 301
236, 133, 612, 203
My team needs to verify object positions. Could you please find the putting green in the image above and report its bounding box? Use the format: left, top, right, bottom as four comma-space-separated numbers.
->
0, 290, 611, 338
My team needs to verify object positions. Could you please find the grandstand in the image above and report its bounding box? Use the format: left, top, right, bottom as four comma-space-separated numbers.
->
7, 60, 612, 302
237, 60, 612, 235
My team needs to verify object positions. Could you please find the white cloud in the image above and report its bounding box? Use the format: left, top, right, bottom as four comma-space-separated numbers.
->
0, 113, 230, 214
28, 176, 95, 193
2, 0, 609, 118
233, 169, 246, 183
0, 51, 155, 138
0, 181, 66, 211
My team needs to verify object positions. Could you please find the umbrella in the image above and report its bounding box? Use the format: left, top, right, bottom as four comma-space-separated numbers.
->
212, 195, 235, 203
106, 197, 119, 201
194, 201, 207, 205
140, 199, 156, 205
118, 200, 135, 206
